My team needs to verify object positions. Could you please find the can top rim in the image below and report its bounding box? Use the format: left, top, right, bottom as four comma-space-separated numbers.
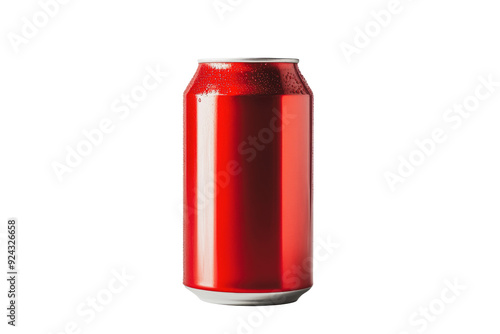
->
198, 58, 299, 63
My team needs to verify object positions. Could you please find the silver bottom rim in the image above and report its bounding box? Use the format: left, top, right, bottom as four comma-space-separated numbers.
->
186, 286, 311, 306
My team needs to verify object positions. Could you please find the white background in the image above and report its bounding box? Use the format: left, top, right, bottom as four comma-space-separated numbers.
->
1, 0, 500, 333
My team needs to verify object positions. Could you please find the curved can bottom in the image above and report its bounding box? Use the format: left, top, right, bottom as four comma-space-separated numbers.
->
185, 286, 311, 306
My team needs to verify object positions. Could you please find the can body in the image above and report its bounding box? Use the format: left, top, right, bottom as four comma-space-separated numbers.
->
183, 59, 313, 305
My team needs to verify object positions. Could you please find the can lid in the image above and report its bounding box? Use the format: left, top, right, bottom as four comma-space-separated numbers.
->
198, 58, 299, 63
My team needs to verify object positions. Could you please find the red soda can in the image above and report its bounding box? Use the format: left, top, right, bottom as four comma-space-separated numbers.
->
184, 58, 313, 305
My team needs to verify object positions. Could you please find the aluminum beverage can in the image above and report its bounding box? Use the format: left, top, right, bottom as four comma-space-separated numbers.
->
184, 58, 313, 305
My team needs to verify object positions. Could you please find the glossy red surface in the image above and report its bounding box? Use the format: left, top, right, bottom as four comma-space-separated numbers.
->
184, 62, 313, 293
